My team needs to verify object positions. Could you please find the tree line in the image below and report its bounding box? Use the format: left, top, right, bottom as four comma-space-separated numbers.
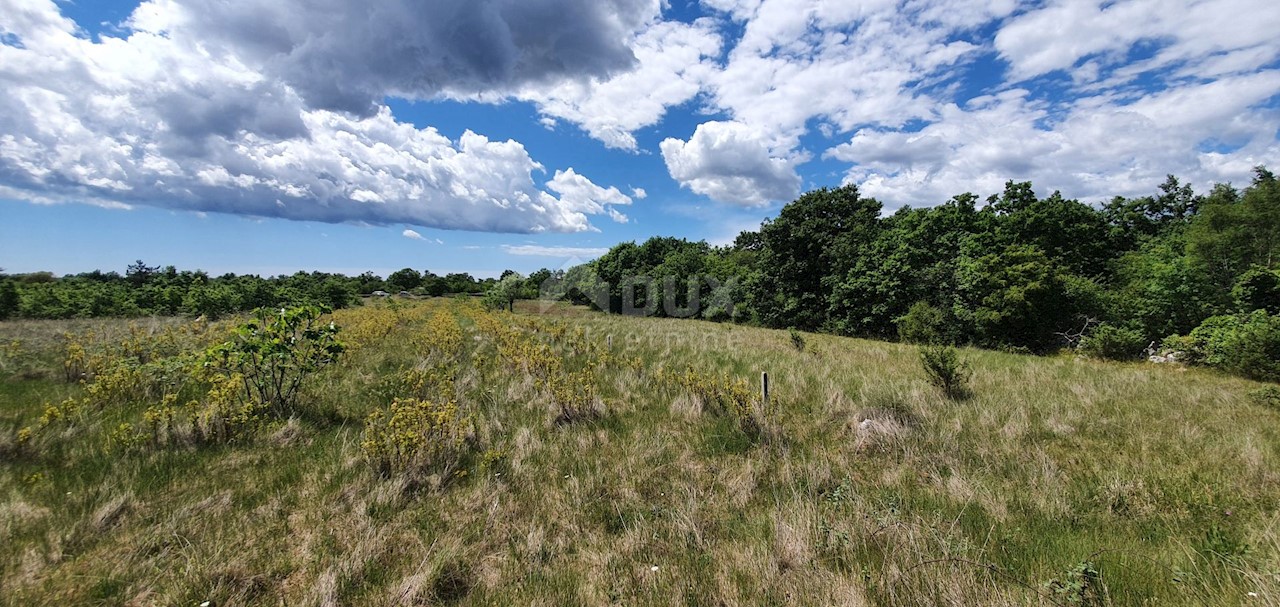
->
0, 263, 505, 321
3, 168, 1276, 379
553, 168, 1280, 380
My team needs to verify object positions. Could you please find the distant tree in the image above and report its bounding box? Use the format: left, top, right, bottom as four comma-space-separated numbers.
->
182, 282, 239, 319
386, 267, 422, 292
484, 273, 526, 311
524, 268, 554, 299
420, 271, 447, 297
321, 277, 357, 310
444, 272, 481, 294
0, 280, 18, 320
356, 271, 386, 294
989, 183, 1112, 277
126, 259, 159, 287
828, 194, 985, 337
1103, 176, 1201, 249
1109, 232, 1218, 341
21, 272, 56, 284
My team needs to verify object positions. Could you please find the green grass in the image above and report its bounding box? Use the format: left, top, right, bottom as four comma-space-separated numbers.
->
1, 298, 1279, 606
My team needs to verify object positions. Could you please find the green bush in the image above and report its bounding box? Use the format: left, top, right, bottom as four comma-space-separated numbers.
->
0, 280, 18, 320
1233, 267, 1280, 314
1174, 311, 1280, 381
919, 344, 972, 399
1249, 386, 1280, 410
1079, 323, 1146, 360
897, 301, 947, 344
203, 306, 344, 417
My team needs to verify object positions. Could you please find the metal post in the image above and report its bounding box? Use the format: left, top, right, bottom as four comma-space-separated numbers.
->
761, 371, 769, 406
607, 335, 613, 349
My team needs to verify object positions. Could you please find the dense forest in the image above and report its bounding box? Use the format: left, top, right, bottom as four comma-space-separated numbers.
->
4, 168, 1278, 379
552, 168, 1280, 380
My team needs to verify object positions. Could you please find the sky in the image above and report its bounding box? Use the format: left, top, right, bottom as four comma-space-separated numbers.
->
0, 0, 1278, 278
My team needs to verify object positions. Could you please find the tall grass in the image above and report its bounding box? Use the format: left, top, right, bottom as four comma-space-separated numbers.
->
0, 298, 1278, 605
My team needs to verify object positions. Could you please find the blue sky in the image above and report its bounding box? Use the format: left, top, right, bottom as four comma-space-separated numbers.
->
1, 0, 1277, 278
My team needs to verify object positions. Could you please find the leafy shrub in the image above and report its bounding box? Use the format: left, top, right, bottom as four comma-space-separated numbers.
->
1174, 311, 1280, 381
203, 306, 344, 417
1159, 334, 1197, 359
897, 301, 947, 344
1079, 323, 1146, 360
0, 280, 18, 320
919, 344, 972, 399
1044, 561, 1105, 606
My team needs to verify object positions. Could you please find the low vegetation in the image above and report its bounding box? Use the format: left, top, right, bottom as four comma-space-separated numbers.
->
2, 298, 1279, 605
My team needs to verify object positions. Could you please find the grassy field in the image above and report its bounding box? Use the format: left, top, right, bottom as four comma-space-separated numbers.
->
1, 297, 1278, 606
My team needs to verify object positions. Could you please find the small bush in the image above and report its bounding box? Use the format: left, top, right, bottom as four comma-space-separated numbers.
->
203, 306, 344, 417
671, 366, 772, 440
788, 328, 806, 352
362, 397, 475, 481
1044, 561, 1106, 607
1159, 334, 1197, 359
919, 344, 972, 400
1079, 323, 1146, 360
544, 366, 601, 424
1249, 386, 1280, 410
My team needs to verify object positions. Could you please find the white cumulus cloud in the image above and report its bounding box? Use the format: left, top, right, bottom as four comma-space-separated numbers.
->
0, 0, 638, 233
660, 121, 803, 206
515, 18, 723, 150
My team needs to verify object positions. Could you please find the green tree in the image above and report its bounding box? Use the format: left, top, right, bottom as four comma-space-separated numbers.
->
0, 280, 19, 320
1103, 175, 1201, 249
483, 273, 525, 311
182, 282, 239, 319
386, 268, 422, 292
956, 244, 1079, 352
828, 194, 985, 337
990, 184, 1112, 276
420, 271, 447, 297
356, 271, 386, 294
1233, 267, 1280, 314
126, 259, 158, 287
1109, 233, 1218, 340
753, 185, 882, 330
1185, 168, 1279, 293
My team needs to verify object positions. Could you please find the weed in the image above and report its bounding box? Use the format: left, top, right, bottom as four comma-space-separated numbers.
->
1044, 561, 1105, 606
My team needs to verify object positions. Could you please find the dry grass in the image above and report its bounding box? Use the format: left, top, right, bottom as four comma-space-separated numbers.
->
0, 298, 1278, 605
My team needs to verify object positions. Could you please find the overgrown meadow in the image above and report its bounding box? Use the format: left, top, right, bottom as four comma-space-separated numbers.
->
2, 298, 1279, 606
